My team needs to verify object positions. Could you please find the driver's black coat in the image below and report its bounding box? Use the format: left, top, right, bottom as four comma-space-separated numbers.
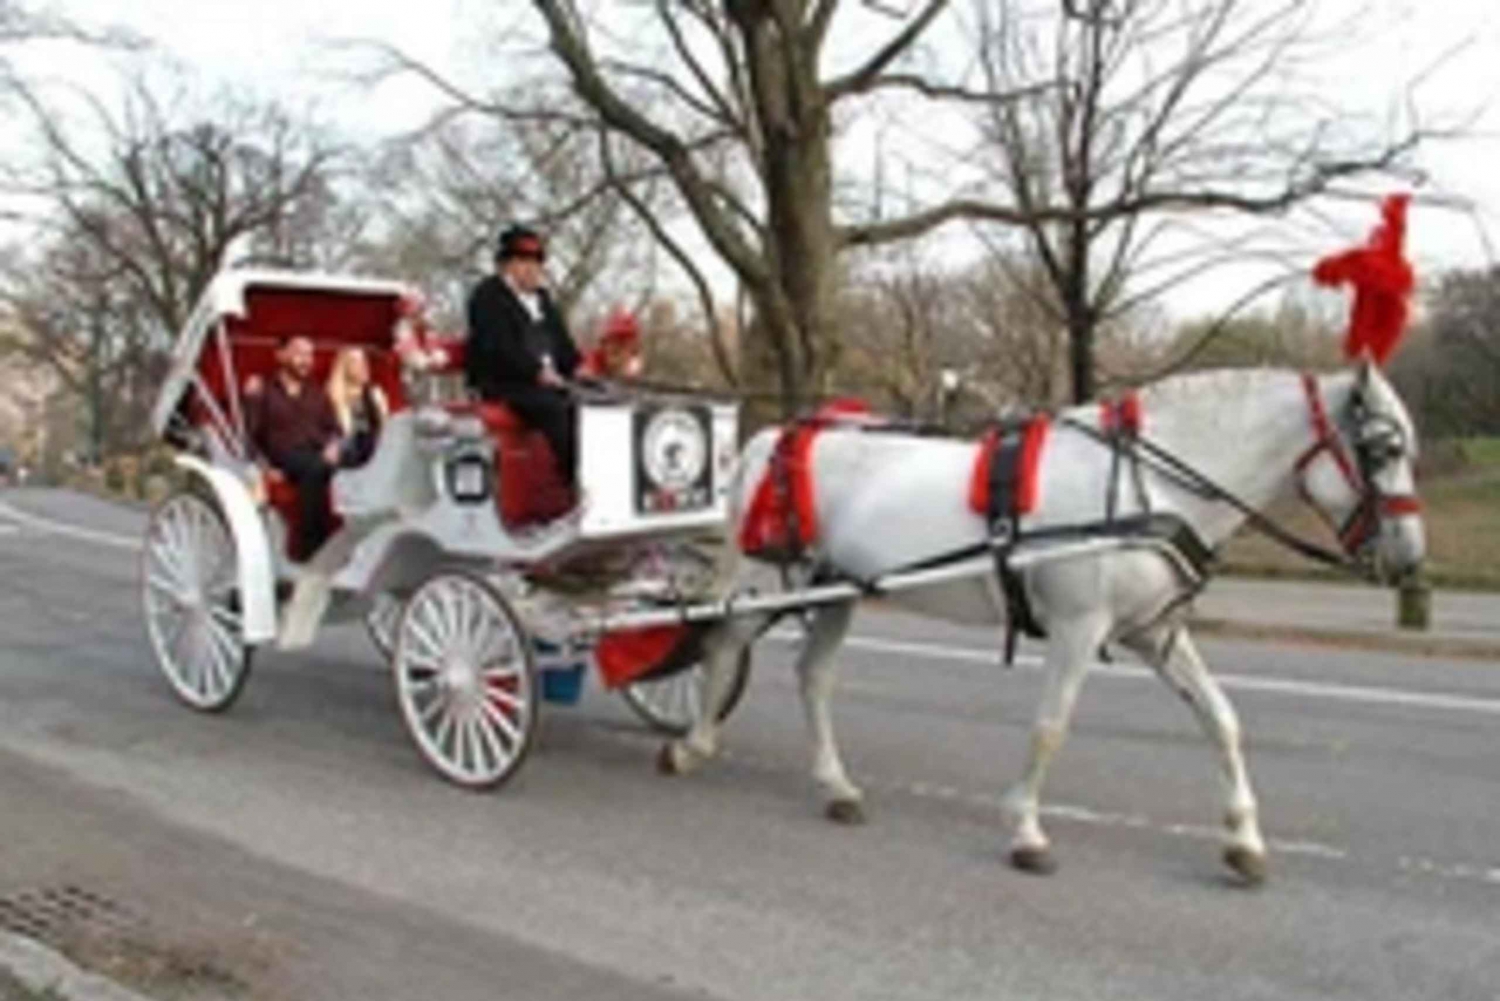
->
464, 274, 580, 401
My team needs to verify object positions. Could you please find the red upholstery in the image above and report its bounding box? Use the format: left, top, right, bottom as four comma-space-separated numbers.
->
469, 403, 575, 528
189, 286, 409, 434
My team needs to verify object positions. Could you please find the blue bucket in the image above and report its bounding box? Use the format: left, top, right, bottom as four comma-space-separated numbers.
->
533, 637, 589, 705
540, 662, 586, 705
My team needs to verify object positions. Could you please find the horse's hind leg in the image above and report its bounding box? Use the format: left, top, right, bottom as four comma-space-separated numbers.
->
659, 612, 768, 776
791, 600, 863, 823
1002, 612, 1110, 875
1123, 625, 1268, 884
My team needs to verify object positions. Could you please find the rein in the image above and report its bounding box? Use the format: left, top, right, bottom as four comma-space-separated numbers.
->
1055, 415, 1358, 572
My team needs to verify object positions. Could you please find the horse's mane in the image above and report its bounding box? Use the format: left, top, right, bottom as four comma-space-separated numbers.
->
1127, 368, 1313, 426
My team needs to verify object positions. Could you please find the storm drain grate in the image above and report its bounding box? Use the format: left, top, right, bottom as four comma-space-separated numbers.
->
0, 885, 134, 944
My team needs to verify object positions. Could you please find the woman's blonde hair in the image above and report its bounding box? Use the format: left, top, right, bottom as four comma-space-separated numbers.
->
327, 347, 387, 434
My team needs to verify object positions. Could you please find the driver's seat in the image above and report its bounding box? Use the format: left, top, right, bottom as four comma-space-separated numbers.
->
475, 403, 576, 528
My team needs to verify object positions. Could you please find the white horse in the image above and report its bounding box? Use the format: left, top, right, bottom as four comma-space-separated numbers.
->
659, 361, 1425, 883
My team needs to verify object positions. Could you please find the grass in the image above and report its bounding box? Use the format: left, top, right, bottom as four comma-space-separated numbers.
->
0, 968, 66, 1001
1459, 436, 1500, 470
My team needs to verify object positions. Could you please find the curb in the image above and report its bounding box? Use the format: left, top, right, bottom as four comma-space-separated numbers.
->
1190, 616, 1500, 663
0, 932, 159, 1001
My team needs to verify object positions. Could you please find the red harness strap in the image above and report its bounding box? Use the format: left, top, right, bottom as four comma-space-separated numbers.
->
1295, 373, 1360, 490
1099, 391, 1142, 437
739, 399, 872, 557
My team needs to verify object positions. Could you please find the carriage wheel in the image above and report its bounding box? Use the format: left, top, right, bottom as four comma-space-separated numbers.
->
620, 648, 752, 737
393, 571, 538, 789
141, 490, 253, 712
365, 592, 402, 660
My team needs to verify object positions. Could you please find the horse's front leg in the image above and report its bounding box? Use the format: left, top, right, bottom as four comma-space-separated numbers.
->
790, 600, 863, 823
1124, 625, 1268, 884
658, 612, 768, 776
1002, 611, 1110, 875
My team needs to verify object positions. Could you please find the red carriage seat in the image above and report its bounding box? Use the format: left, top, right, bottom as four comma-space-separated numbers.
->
432, 338, 574, 527
473, 403, 576, 528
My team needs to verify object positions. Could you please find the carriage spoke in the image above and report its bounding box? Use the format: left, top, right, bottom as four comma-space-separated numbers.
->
432, 699, 458, 752
146, 569, 185, 602
416, 688, 448, 727
404, 614, 447, 664
453, 711, 474, 773
483, 683, 524, 714
400, 646, 444, 673
203, 612, 241, 675
209, 603, 242, 633
202, 627, 232, 696
480, 697, 520, 747
473, 708, 507, 769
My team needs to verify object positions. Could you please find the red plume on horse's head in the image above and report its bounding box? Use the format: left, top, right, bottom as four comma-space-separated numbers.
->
1311, 193, 1415, 367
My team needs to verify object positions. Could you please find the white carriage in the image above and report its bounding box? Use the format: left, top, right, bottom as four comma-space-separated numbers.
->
142, 269, 751, 788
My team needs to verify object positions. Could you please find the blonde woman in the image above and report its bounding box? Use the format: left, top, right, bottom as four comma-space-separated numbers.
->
327, 347, 389, 468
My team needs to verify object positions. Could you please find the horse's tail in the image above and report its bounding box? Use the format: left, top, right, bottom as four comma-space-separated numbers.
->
710, 426, 780, 599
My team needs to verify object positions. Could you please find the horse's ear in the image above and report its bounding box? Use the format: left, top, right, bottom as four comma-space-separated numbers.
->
1355, 355, 1374, 393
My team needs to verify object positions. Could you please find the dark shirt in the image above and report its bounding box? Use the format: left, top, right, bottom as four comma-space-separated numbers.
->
248, 375, 342, 471
341, 385, 383, 468
464, 274, 580, 401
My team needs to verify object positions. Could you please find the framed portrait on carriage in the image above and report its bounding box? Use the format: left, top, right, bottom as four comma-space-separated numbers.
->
633, 404, 714, 515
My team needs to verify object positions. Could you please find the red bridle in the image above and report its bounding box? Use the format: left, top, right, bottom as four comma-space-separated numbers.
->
1295, 373, 1422, 557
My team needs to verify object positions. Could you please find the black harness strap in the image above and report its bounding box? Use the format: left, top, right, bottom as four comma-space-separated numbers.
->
974, 420, 1047, 662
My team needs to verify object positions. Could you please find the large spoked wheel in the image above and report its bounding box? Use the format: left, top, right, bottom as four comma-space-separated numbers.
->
393, 571, 538, 789
620, 649, 752, 737
365, 592, 402, 660
141, 490, 253, 712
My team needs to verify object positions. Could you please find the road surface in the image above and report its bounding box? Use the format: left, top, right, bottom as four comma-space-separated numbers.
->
1, 489, 1496, 1000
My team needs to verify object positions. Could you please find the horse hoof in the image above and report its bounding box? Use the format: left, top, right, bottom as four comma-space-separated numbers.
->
656, 743, 683, 776
1009, 845, 1058, 875
1223, 846, 1268, 886
825, 799, 867, 825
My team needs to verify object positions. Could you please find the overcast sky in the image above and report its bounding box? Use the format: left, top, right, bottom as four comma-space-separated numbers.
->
21, 0, 1500, 319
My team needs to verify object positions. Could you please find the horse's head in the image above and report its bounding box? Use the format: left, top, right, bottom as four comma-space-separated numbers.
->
1296, 360, 1425, 583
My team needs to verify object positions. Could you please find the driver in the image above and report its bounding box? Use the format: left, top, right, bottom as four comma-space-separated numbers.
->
464, 225, 582, 486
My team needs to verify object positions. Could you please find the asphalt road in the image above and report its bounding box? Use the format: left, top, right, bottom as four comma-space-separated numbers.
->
1, 489, 1497, 1001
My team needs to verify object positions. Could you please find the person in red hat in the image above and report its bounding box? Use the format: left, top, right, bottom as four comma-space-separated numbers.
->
579, 306, 644, 380
464, 225, 583, 484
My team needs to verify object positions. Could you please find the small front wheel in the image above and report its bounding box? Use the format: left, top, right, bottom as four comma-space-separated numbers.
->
392, 571, 538, 789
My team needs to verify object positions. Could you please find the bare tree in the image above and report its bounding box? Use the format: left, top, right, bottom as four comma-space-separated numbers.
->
4, 73, 352, 335
356, 116, 666, 337
967, 0, 1439, 402
1391, 266, 1500, 436
530, 0, 1065, 414
0, 72, 354, 456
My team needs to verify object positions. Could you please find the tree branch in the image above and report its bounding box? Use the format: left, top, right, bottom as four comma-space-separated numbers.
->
825, 0, 950, 101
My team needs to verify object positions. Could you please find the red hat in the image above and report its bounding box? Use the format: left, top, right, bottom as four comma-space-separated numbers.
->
601, 307, 639, 344
498, 225, 546, 262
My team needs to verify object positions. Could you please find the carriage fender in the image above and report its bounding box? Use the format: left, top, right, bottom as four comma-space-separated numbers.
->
174, 455, 278, 645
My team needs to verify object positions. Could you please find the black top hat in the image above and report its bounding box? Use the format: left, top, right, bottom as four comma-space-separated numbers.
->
497, 225, 546, 261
